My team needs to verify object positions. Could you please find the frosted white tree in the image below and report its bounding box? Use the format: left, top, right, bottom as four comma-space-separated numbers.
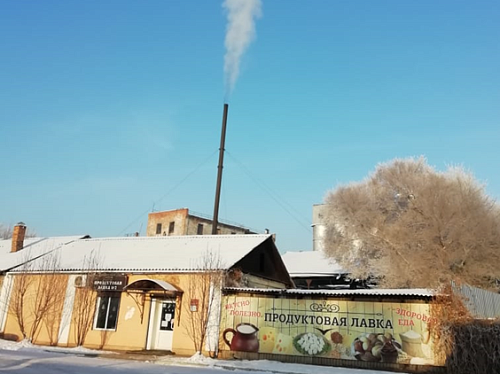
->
323, 157, 500, 290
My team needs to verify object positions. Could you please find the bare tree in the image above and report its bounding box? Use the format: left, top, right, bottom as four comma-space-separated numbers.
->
8, 259, 34, 339
29, 254, 57, 342
0, 224, 10, 239
30, 254, 66, 345
8, 252, 66, 344
43, 281, 66, 346
323, 157, 500, 290
0, 223, 37, 239
72, 251, 100, 346
184, 250, 225, 355
98, 329, 112, 350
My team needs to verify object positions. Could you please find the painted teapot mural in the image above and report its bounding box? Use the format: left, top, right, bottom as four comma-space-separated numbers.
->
223, 323, 259, 352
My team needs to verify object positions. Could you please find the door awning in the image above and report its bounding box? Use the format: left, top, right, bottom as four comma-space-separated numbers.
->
124, 278, 182, 295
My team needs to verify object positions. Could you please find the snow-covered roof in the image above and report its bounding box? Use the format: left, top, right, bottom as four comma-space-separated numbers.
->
14, 234, 275, 273
224, 287, 435, 298
0, 236, 86, 272
281, 250, 346, 277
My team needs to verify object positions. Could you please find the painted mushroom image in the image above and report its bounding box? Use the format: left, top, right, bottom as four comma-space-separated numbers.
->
352, 333, 401, 363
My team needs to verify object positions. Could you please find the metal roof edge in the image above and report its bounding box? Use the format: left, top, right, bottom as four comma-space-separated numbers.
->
222, 287, 435, 298
79, 233, 272, 242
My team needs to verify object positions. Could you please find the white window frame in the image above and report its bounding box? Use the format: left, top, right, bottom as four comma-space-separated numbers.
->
93, 294, 120, 331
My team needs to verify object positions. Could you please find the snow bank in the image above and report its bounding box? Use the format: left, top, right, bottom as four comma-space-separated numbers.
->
0, 338, 24, 351
0, 338, 109, 355
158, 355, 408, 374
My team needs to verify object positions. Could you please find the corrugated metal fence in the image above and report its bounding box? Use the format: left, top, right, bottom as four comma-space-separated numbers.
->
452, 282, 500, 319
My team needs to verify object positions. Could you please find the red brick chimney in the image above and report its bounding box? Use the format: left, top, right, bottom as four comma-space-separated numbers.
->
11, 222, 27, 253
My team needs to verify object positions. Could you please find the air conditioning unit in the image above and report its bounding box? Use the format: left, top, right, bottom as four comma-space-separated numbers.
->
74, 275, 87, 288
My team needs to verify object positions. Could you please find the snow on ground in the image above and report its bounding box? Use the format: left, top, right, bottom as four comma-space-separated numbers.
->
0, 339, 409, 374
0, 338, 22, 351
157, 351, 409, 374
0, 338, 108, 355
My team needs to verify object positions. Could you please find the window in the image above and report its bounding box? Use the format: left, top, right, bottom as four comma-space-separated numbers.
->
197, 223, 203, 235
156, 223, 162, 235
168, 221, 175, 234
94, 294, 120, 330
160, 302, 176, 330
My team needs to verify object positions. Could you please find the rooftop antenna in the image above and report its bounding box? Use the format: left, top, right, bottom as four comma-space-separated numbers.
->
212, 103, 229, 234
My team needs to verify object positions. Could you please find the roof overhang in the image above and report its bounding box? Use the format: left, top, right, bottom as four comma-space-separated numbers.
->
124, 278, 182, 295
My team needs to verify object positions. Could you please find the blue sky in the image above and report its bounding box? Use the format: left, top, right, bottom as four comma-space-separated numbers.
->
1, 1, 499, 252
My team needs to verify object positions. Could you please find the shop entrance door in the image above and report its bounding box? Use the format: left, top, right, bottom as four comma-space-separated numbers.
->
149, 299, 175, 351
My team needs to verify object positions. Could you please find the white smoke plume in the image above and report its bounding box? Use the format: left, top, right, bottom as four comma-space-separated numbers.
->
223, 0, 262, 97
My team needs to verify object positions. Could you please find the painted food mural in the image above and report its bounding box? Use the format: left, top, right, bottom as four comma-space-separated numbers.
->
293, 332, 331, 355
352, 332, 401, 362
221, 296, 437, 366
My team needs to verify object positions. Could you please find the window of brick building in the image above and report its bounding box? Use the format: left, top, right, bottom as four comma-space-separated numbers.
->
168, 221, 175, 234
197, 224, 203, 235
156, 223, 162, 235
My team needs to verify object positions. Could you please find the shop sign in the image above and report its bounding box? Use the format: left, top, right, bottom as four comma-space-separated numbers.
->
92, 274, 128, 292
220, 295, 439, 366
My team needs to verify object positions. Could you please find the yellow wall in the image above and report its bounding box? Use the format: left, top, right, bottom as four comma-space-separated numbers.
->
69, 273, 206, 355
76, 276, 152, 351
66, 286, 91, 348
3, 276, 25, 342
2, 271, 226, 357
171, 273, 210, 356
3, 274, 68, 345
37, 274, 68, 346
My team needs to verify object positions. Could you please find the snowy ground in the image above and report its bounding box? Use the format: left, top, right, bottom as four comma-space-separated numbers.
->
0, 339, 408, 374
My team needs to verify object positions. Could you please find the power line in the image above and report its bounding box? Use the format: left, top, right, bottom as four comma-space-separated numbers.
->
118, 150, 219, 235
225, 151, 312, 234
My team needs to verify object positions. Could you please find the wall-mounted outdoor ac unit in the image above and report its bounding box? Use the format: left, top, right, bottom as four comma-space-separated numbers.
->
74, 275, 86, 288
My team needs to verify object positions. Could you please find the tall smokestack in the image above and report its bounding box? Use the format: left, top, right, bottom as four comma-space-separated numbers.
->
11, 222, 26, 253
212, 103, 229, 234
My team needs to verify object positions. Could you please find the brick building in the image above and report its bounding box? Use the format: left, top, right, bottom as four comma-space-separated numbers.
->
146, 208, 256, 237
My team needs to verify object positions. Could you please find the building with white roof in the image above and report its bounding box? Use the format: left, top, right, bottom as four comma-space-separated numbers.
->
23, 234, 282, 274
281, 251, 346, 278
0, 224, 292, 356
281, 251, 373, 290
0, 235, 88, 273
